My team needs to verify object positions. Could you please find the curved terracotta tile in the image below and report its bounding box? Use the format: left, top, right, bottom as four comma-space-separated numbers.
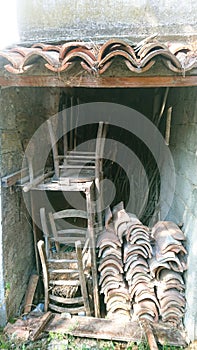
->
137, 42, 169, 59
99, 273, 123, 286
100, 281, 125, 294
4, 64, 33, 74
99, 266, 122, 277
105, 288, 130, 303
152, 221, 186, 241
98, 246, 121, 259
98, 38, 136, 62
159, 269, 184, 284
98, 50, 138, 68
125, 59, 155, 73
98, 259, 123, 274
59, 42, 93, 60
107, 300, 130, 313
0, 51, 24, 68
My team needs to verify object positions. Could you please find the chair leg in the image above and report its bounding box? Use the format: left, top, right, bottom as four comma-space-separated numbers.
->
86, 187, 101, 318
75, 240, 91, 316
37, 240, 49, 312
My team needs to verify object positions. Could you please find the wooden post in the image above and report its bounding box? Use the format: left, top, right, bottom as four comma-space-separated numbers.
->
141, 320, 159, 350
30, 191, 40, 274
86, 184, 100, 318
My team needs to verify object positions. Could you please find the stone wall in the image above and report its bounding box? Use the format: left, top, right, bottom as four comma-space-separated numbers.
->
16, 0, 197, 44
166, 87, 197, 341
0, 87, 59, 323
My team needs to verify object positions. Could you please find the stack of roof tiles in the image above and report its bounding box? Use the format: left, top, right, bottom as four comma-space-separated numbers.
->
112, 203, 159, 322
97, 207, 130, 318
0, 36, 196, 75
150, 221, 187, 325
97, 203, 187, 326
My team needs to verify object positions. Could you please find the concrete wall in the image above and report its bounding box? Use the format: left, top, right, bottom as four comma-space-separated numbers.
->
16, 0, 197, 44
0, 87, 59, 323
166, 87, 197, 341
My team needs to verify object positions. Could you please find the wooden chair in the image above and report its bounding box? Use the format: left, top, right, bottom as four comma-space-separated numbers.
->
47, 118, 107, 230
39, 207, 100, 317
37, 239, 91, 316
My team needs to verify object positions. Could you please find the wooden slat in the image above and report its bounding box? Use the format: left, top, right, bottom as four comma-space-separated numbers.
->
51, 237, 86, 244
58, 229, 86, 235
49, 294, 83, 304
59, 165, 95, 169
49, 269, 78, 274
48, 258, 77, 263
49, 304, 85, 314
53, 209, 88, 219
22, 171, 54, 192
29, 311, 53, 341
40, 208, 50, 257
46, 316, 187, 346
0, 75, 197, 87
47, 316, 145, 342
23, 274, 39, 314
75, 240, 91, 316
47, 119, 60, 178
37, 241, 49, 312
86, 187, 100, 317
141, 320, 159, 350
49, 280, 80, 286
1, 167, 28, 187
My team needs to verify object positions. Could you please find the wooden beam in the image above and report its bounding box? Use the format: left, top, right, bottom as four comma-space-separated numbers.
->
46, 315, 187, 346
29, 311, 53, 341
0, 75, 197, 87
1, 168, 28, 187
23, 274, 39, 314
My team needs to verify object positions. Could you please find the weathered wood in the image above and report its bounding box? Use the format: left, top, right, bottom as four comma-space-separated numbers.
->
30, 192, 40, 274
47, 316, 145, 342
29, 311, 53, 341
86, 187, 100, 318
1, 167, 28, 187
47, 119, 60, 178
141, 320, 159, 350
46, 316, 187, 346
49, 294, 83, 304
40, 208, 50, 257
75, 240, 91, 316
49, 280, 80, 286
0, 75, 197, 87
49, 268, 78, 274
53, 209, 88, 219
37, 240, 49, 312
23, 171, 54, 192
23, 274, 39, 314
49, 304, 85, 314
165, 106, 172, 146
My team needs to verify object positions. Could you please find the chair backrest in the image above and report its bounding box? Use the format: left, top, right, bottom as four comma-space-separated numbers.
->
47, 117, 107, 180
40, 207, 89, 255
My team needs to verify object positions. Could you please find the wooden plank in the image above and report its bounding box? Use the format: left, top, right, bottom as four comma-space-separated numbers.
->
1, 167, 28, 187
46, 316, 187, 346
29, 311, 53, 341
49, 304, 85, 314
47, 316, 145, 342
49, 294, 84, 304
86, 186, 100, 318
23, 274, 39, 314
141, 320, 159, 350
49, 280, 80, 286
0, 75, 197, 87
75, 240, 91, 316
22, 171, 54, 192
37, 240, 49, 312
